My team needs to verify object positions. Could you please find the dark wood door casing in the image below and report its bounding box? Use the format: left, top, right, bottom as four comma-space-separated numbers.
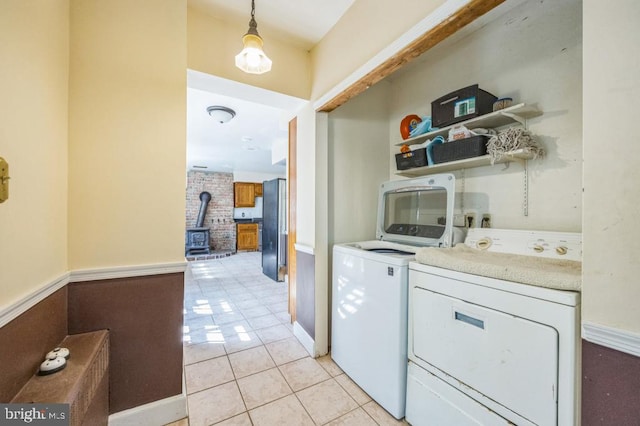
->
288, 118, 297, 323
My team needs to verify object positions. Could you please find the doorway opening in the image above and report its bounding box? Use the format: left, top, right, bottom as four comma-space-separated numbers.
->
183, 69, 305, 344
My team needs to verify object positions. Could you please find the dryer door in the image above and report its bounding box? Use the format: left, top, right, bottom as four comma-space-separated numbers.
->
412, 287, 558, 426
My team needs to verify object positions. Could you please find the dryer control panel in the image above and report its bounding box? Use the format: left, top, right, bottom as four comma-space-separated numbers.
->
464, 228, 582, 261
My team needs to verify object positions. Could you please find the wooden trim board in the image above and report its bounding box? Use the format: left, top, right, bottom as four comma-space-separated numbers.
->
317, 0, 506, 112
288, 117, 298, 323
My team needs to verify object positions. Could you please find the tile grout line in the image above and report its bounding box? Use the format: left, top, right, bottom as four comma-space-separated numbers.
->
187, 253, 381, 426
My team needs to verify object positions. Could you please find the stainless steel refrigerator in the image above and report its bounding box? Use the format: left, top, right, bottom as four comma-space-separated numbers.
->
262, 178, 287, 282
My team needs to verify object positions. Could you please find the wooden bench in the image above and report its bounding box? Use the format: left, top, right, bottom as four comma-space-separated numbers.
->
11, 330, 109, 426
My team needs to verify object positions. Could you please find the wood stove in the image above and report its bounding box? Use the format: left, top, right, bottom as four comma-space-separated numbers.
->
185, 191, 212, 255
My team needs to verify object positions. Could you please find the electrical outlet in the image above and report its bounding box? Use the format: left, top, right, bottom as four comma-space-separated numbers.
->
465, 213, 476, 228
453, 214, 466, 227
481, 214, 491, 228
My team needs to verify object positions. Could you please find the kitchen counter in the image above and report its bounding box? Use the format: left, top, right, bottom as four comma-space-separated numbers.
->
234, 218, 262, 223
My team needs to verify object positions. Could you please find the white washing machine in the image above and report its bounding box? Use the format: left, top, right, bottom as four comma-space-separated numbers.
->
406, 228, 582, 426
331, 174, 464, 419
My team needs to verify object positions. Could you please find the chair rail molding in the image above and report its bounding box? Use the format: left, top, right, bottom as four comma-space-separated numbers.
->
1, 261, 188, 328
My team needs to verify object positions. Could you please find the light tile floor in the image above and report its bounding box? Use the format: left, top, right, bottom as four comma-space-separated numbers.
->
168, 252, 407, 426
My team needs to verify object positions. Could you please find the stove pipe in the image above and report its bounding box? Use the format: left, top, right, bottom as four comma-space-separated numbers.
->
195, 191, 211, 227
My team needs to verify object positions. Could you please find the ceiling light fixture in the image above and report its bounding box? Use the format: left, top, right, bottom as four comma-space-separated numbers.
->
206, 106, 236, 123
235, 0, 272, 74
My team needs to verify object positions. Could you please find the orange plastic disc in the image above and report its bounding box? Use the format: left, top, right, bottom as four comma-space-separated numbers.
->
400, 115, 422, 139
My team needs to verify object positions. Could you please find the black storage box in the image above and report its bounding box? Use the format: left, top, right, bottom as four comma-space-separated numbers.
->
432, 135, 489, 164
431, 84, 497, 128
395, 148, 427, 170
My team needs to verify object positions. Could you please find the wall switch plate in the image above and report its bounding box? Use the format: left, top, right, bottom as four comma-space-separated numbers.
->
0, 157, 9, 203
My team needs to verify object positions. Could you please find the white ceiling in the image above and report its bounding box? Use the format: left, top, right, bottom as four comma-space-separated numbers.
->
186, 0, 355, 175
188, 0, 356, 50
187, 71, 307, 174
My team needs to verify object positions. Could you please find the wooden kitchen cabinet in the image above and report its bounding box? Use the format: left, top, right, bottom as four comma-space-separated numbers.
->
234, 182, 255, 207
254, 183, 263, 197
237, 223, 259, 251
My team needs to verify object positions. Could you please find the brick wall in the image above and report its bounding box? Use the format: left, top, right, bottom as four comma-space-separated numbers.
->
185, 171, 235, 252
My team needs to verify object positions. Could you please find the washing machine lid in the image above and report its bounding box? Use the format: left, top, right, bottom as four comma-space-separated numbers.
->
346, 240, 421, 255
376, 174, 458, 247
334, 241, 418, 265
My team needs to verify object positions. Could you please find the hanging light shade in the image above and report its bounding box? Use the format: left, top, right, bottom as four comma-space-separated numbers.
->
235, 0, 272, 74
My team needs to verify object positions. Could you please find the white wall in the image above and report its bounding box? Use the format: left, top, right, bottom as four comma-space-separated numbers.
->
388, 0, 583, 232
271, 138, 287, 166
583, 0, 640, 332
317, 81, 393, 354
233, 171, 284, 182
311, 0, 446, 100
314, 112, 330, 356
0, 0, 69, 307
295, 103, 318, 247
328, 81, 393, 245
68, 0, 187, 269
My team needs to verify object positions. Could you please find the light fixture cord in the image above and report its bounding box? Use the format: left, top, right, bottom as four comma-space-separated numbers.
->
246, 0, 259, 36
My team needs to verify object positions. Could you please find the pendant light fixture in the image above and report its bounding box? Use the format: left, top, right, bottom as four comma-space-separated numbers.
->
235, 0, 272, 74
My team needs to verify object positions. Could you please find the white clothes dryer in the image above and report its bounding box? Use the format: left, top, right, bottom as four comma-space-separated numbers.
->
406, 228, 582, 426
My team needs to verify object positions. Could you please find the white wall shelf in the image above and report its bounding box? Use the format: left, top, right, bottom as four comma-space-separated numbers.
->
395, 149, 535, 177
394, 103, 541, 147
393, 103, 542, 215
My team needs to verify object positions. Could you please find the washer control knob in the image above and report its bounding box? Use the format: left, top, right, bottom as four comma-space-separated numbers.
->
533, 244, 544, 253
556, 246, 568, 255
476, 237, 492, 250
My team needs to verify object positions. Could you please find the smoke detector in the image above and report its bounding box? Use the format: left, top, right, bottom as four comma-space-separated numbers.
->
206, 106, 236, 123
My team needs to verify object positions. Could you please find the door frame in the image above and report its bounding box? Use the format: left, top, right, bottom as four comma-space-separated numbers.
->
287, 117, 297, 322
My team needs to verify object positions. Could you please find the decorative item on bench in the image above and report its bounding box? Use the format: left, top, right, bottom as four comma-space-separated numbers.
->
431, 84, 497, 128
38, 347, 72, 376
487, 127, 545, 164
